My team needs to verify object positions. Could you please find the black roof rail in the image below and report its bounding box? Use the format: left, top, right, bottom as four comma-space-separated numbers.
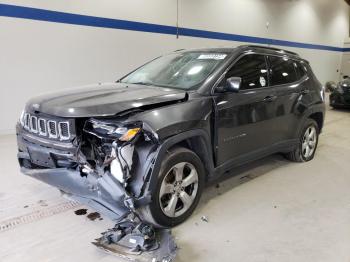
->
240, 45, 299, 56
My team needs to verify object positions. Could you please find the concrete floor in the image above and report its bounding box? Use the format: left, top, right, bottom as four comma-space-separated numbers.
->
1, 100, 350, 262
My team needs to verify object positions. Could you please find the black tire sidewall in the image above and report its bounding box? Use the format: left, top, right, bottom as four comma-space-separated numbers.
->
149, 148, 205, 227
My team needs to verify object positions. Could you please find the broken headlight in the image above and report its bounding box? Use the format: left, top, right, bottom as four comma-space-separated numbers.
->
84, 119, 141, 142
119, 128, 141, 142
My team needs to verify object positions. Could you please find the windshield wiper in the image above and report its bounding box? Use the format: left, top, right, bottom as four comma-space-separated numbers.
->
129, 82, 154, 86
120, 81, 182, 89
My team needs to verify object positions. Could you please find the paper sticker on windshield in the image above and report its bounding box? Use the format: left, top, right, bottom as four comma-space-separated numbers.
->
259, 76, 266, 87
198, 54, 227, 60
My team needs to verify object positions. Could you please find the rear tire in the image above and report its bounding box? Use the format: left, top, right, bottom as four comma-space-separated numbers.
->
285, 119, 319, 162
139, 147, 205, 228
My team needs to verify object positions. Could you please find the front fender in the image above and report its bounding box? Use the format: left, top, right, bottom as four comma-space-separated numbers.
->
129, 96, 213, 140
144, 129, 215, 195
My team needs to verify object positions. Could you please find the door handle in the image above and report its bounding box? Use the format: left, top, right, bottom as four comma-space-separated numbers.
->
263, 95, 277, 102
301, 89, 310, 95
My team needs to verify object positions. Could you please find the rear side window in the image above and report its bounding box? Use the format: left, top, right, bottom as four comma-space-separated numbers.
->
226, 54, 268, 90
269, 56, 298, 86
295, 61, 307, 78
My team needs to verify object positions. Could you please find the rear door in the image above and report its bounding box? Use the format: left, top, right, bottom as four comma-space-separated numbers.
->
214, 54, 279, 166
267, 55, 303, 142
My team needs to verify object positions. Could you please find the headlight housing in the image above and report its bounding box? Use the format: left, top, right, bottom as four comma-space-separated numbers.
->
84, 119, 142, 142
119, 128, 141, 142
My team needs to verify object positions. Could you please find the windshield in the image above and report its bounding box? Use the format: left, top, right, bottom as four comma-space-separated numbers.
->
120, 52, 229, 90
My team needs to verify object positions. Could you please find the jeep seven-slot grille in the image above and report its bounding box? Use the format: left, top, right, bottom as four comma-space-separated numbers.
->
22, 113, 71, 140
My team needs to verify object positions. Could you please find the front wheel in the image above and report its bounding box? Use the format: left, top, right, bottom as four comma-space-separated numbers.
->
139, 147, 205, 228
285, 119, 319, 162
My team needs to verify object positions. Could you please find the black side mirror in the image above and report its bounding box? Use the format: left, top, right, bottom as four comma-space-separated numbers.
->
225, 77, 241, 93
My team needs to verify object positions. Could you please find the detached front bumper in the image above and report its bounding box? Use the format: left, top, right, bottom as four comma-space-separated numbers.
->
20, 166, 130, 220
17, 125, 131, 221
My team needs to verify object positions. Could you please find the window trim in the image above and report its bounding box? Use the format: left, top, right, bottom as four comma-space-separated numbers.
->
211, 51, 307, 95
212, 52, 271, 94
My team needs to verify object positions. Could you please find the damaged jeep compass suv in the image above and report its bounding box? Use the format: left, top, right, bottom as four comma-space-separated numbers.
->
17, 45, 325, 227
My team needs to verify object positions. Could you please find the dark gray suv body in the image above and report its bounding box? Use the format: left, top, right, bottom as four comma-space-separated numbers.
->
17, 45, 325, 227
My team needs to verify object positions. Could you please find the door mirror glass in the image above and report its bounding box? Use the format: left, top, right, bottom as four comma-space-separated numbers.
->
225, 77, 241, 93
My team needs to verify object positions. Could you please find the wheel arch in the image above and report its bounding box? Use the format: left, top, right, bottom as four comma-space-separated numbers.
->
295, 103, 325, 138
148, 129, 215, 192
308, 111, 324, 132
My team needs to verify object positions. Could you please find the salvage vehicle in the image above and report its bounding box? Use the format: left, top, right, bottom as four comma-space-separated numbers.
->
17, 45, 325, 228
329, 77, 350, 108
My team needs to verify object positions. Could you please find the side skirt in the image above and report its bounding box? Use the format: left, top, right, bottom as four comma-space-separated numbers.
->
210, 139, 298, 181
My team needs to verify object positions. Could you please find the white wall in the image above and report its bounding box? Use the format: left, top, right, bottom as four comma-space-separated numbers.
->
0, 0, 349, 133
341, 38, 350, 79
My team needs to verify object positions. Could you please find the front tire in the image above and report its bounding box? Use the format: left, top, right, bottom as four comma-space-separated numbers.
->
285, 119, 319, 162
139, 147, 205, 228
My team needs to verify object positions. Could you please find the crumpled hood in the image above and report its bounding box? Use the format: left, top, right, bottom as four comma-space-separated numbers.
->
25, 83, 187, 117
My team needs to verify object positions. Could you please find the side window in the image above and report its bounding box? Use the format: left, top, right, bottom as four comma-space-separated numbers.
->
269, 56, 298, 86
225, 54, 268, 90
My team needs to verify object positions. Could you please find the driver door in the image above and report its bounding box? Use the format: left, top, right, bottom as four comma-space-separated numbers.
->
214, 54, 278, 166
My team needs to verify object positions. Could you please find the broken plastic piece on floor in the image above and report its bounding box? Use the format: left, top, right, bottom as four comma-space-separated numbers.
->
201, 215, 209, 222
92, 218, 177, 262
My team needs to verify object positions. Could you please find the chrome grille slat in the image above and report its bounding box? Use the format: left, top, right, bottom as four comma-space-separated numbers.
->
20, 113, 71, 140
48, 120, 58, 139
58, 122, 70, 140
38, 118, 47, 136
30, 116, 38, 133
24, 113, 30, 130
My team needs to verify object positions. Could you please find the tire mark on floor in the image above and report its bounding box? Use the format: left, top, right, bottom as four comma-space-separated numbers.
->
0, 201, 81, 232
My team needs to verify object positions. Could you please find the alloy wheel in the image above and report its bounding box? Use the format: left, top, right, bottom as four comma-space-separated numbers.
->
159, 162, 199, 218
302, 126, 317, 159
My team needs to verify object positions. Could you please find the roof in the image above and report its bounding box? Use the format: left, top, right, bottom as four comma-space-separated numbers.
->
175, 45, 301, 59
174, 47, 238, 53
238, 45, 300, 57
